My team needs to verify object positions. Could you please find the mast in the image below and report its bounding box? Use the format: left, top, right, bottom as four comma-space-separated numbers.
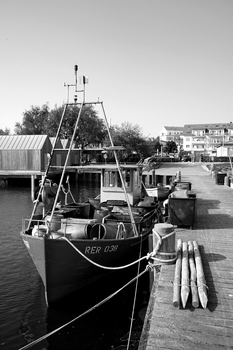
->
45, 66, 138, 236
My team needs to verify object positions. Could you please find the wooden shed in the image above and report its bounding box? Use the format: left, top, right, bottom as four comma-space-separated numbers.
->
0, 135, 52, 172
49, 137, 65, 166
60, 138, 81, 166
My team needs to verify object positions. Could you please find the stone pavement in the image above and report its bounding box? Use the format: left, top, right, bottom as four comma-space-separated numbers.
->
139, 163, 233, 350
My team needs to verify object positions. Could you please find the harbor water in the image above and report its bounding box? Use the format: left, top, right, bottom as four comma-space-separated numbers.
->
0, 182, 150, 350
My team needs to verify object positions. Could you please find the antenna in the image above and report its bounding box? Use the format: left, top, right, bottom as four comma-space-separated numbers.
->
64, 65, 88, 103
74, 64, 78, 91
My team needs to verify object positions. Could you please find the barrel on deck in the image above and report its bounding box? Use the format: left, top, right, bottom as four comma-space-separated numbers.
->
87, 223, 120, 239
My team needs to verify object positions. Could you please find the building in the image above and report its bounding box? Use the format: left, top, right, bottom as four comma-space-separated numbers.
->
0, 135, 52, 173
181, 122, 233, 156
159, 126, 183, 144
216, 141, 233, 157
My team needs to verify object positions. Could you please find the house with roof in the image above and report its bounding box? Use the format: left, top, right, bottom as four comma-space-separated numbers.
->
181, 122, 233, 156
159, 126, 183, 145
0, 135, 53, 173
216, 140, 233, 157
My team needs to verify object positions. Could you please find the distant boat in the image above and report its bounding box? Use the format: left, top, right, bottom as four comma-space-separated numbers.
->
20, 68, 160, 306
145, 186, 170, 201
142, 182, 171, 201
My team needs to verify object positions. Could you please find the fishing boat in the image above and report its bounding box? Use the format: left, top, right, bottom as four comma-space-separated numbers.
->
20, 67, 160, 306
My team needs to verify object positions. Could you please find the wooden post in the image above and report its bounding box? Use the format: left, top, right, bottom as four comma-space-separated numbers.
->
181, 241, 190, 308
152, 169, 156, 186
31, 175, 35, 202
188, 241, 199, 308
173, 238, 182, 307
193, 241, 208, 308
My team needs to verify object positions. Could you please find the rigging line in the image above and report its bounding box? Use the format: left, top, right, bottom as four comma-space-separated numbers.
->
18, 268, 148, 350
27, 104, 68, 230
101, 102, 138, 237
61, 236, 147, 270
61, 177, 78, 205
126, 233, 143, 350
50, 102, 84, 221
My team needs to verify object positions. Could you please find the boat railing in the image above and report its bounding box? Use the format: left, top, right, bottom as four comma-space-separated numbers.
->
22, 204, 158, 240
22, 218, 50, 237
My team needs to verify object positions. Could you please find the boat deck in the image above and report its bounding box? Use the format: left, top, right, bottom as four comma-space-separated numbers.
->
139, 164, 233, 350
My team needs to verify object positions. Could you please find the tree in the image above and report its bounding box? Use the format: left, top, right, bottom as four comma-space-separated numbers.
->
15, 104, 50, 135
47, 105, 108, 147
73, 106, 107, 148
109, 122, 149, 159
146, 136, 162, 155
14, 103, 108, 149
0, 128, 10, 135
163, 140, 178, 154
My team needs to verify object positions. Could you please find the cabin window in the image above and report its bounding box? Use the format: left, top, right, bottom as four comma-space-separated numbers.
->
103, 169, 131, 189
124, 170, 130, 188
103, 170, 121, 187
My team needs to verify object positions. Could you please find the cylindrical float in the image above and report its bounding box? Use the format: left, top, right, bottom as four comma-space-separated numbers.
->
70, 224, 92, 239
152, 223, 176, 264
61, 218, 95, 239
45, 214, 63, 231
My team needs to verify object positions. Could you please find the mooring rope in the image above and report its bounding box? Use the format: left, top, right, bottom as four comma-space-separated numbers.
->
61, 226, 177, 269
147, 228, 177, 264
126, 233, 143, 350
61, 236, 147, 270
18, 267, 149, 350
61, 184, 77, 205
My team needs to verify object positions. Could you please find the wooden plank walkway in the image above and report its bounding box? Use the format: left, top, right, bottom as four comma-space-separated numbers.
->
139, 164, 233, 350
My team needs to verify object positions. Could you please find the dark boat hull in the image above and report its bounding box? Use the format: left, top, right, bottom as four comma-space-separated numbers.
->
20, 228, 151, 306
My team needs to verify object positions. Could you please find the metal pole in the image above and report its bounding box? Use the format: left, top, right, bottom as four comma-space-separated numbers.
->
27, 104, 69, 229
49, 102, 84, 221
100, 102, 138, 236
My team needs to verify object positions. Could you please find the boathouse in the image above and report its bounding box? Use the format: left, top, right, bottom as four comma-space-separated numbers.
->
0, 135, 53, 173
50, 137, 69, 166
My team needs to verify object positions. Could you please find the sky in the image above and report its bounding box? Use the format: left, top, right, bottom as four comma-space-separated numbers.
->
1, 0, 233, 137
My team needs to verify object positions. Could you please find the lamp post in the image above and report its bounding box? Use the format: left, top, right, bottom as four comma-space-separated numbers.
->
101, 150, 108, 164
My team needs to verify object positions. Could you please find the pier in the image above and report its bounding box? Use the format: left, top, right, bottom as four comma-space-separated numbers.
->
139, 163, 233, 350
